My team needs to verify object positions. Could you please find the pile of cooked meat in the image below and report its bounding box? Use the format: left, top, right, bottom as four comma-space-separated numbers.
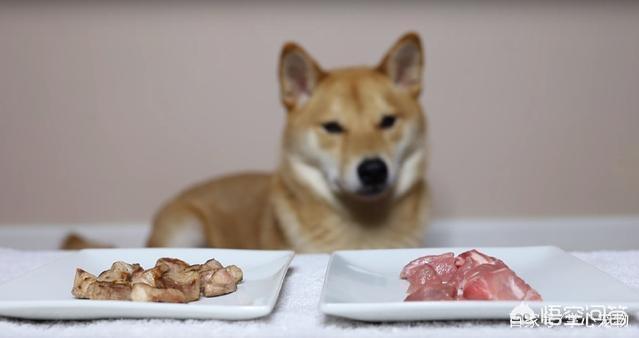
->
72, 258, 243, 303
401, 249, 542, 301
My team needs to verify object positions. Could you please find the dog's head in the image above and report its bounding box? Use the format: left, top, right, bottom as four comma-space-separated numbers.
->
279, 33, 426, 202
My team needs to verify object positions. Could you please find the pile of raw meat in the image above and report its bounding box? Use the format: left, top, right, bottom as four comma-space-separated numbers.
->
72, 257, 242, 303
400, 250, 542, 301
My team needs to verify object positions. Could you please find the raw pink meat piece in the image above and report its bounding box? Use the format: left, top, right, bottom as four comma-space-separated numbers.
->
405, 283, 456, 301
457, 249, 498, 266
462, 264, 542, 301
405, 264, 441, 294
400, 252, 458, 295
400, 252, 456, 281
400, 249, 542, 302
451, 250, 507, 296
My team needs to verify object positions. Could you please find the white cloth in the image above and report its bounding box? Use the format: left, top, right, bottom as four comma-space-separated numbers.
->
0, 248, 637, 338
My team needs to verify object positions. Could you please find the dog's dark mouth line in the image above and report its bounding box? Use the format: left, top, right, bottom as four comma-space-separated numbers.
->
357, 184, 388, 196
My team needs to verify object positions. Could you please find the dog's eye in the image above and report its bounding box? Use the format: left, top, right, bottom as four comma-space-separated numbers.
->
379, 115, 397, 129
322, 121, 345, 134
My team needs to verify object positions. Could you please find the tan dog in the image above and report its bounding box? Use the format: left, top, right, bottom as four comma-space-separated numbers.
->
143, 33, 430, 253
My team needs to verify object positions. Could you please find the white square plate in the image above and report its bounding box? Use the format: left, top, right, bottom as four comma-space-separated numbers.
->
320, 246, 639, 321
0, 248, 294, 320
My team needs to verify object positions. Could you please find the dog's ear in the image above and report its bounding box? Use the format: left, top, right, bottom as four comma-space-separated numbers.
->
279, 42, 324, 111
377, 32, 424, 97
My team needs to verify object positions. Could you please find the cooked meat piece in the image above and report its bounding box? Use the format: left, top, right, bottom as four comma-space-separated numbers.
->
401, 250, 542, 302
185, 264, 202, 273
72, 268, 132, 301
201, 268, 237, 297
202, 259, 223, 271
72, 269, 97, 299
131, 266, 166, 287
156, 258, 190, 273
73, 257, 242, 303
129, 261, 199, 302
97, 261, 143, 283
130, 283, 187, 303
185, 259, 241, 295
86, 282, 132, 301
131, 258, 228, 301
225, 265, 243, 283
96, 269, 127, 283
112, 261, 143, 274
160, 270, 201, 302
185, 258, 224, 274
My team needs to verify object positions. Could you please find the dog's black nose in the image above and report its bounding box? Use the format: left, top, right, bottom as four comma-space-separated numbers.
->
357, 158, 388, 189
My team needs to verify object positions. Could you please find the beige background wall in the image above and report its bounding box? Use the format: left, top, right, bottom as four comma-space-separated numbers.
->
0, 1, 638, 224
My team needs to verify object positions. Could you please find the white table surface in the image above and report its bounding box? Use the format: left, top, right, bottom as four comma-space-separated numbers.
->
0, 248, 637, 338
